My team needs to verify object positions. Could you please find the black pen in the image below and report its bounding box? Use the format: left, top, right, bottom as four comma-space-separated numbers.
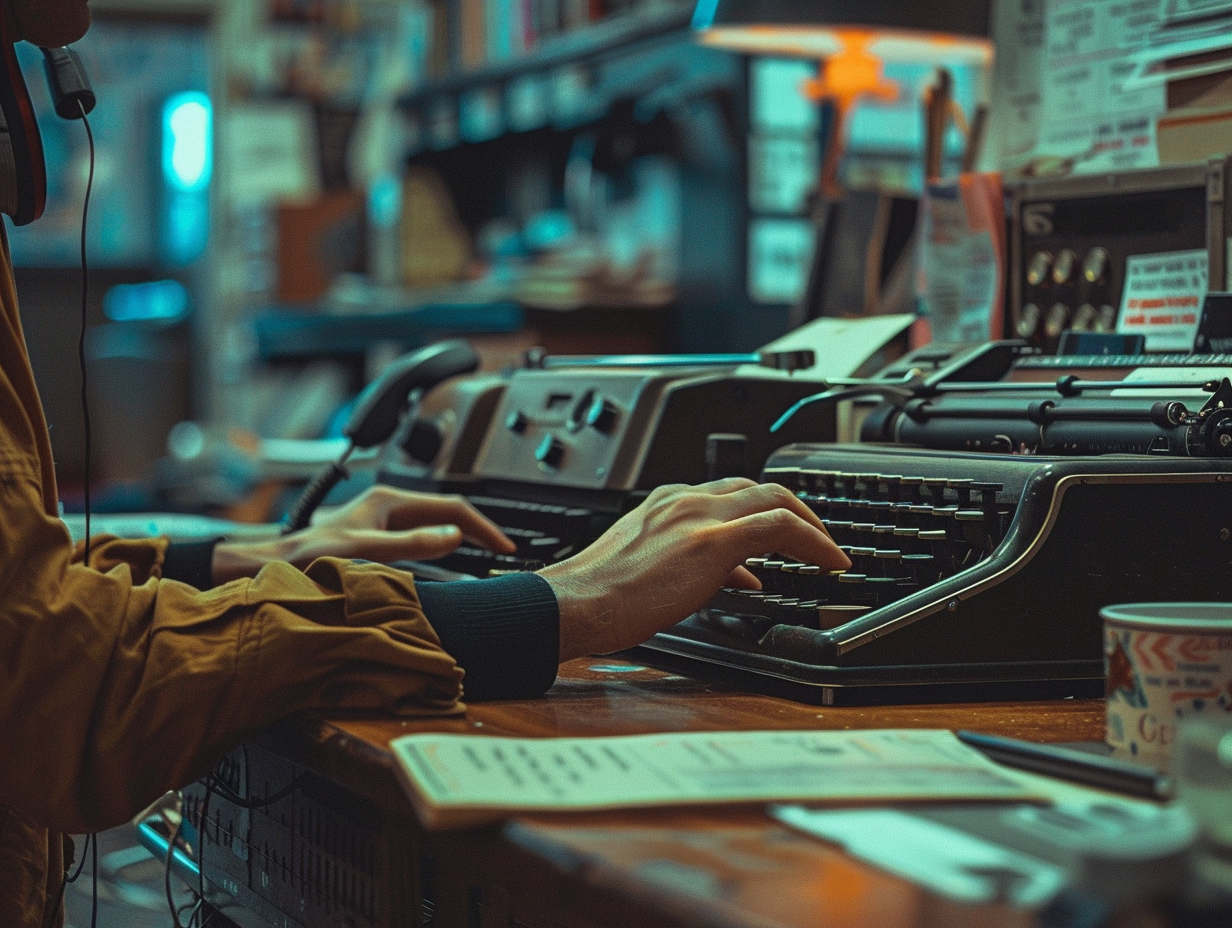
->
956, 730, 1174, 801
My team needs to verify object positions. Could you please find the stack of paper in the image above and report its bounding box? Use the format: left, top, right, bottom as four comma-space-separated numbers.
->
390, 729, 1043, 830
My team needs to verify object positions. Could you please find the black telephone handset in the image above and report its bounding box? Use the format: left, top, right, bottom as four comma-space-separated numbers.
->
343, 339, 479, 449
282, 339, 480, 533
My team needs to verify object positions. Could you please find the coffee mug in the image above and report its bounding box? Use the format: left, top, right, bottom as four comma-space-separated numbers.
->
1101, 603, 1232, 764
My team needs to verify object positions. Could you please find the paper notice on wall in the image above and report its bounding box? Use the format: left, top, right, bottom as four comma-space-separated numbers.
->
1117, 249, 1208, 352
983, 0, 1047, 174
1034, 0, 1165, 175
748, 218, 815, 304
917, 174, 1006, 344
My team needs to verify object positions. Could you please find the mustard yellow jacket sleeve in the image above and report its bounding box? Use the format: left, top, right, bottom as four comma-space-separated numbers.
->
0, 494, 464, 835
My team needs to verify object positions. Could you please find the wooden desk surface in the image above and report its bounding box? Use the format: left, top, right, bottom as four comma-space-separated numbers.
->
319, 656, 1103, 751
261, 657, 1106, 928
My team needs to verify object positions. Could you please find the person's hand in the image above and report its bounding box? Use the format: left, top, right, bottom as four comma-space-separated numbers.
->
210, 485, 515, 584
538, 479, 849, 661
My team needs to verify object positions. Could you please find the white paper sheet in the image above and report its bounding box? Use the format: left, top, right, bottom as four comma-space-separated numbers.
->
772, 806, 1067, 906
391, 729, 1042, 828
747, 313, 916, 382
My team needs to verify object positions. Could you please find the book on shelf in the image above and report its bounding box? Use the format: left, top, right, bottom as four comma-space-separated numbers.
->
418, 0, 688, 78
390, 728, 1045, 830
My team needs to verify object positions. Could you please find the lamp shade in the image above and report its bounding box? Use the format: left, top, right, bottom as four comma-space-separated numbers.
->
692, 0, 992, 64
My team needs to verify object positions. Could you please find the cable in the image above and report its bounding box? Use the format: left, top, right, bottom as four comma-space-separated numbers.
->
77, 102, 94, 562
282, 443, 355, 534
48, 831, 91, 926
204, 771, 306, 810
50, 98, 100, 928
195, 776, 216, 928
164, 799, 192, 928
90, 834, 97, 928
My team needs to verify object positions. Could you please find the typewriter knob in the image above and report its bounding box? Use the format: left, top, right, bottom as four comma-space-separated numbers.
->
1203, 411, 1232, 456
535, 434, 567, 470
505, 410, 529, 434
585, 397, 619, 434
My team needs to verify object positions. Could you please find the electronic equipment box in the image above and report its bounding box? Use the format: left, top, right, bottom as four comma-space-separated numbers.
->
1009, 158, 1231, 354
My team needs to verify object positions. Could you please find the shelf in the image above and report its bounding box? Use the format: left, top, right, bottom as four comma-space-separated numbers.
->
252, 302, 525, 361
399, 5, 695, 108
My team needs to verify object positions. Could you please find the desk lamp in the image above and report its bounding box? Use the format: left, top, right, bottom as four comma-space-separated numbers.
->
692, 0, 992, 194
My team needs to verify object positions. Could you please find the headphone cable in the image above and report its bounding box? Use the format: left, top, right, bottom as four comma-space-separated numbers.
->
48, 96, 98, 928
77, 101, 94, 561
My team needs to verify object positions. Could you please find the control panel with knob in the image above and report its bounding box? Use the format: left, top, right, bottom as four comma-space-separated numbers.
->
466, 367, 838, 491
1010, 160, 1227, 355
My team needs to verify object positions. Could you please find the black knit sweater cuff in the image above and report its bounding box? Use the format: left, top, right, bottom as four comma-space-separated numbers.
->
161, 538, 223, 590
416, 572, 560, 700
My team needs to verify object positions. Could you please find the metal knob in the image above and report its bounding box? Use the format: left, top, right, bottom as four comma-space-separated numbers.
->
1017, 302, 1041, 338
585, 397, 619, 434
1045, 303, 1069, 338
1026, 251, 1052, 287
505, 410, 529, 434
535, 434, 566, 470
1083, 246, 1109, 284
1051, 248, 1077, 285
1072, 303, 1096, 331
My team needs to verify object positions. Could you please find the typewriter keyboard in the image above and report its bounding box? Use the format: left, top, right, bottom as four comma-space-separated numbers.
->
707, 467, 1017, 630
436, 494, 612, 577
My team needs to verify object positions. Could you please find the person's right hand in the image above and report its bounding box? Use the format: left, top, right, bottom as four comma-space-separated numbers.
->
537, 478, 850, 661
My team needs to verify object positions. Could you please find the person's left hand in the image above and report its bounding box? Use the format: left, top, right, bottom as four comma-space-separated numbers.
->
210, 485, 515, 584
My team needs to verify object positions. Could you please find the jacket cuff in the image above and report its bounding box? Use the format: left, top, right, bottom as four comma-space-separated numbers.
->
416, 572, 559, 700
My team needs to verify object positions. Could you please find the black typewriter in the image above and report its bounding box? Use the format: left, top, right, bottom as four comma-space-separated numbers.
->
631, 343, 1232, 703
634, 444, 1232, 704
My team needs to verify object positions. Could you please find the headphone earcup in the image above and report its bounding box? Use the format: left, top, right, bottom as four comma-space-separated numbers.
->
0, 17, 47, 225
